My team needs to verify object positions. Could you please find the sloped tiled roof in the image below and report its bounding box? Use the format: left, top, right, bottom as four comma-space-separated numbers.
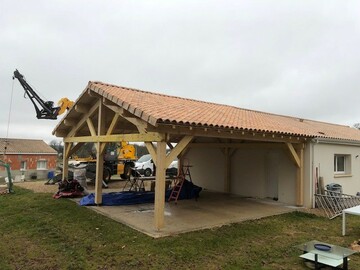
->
86, 81, 360, 142
0, 138, 57, 154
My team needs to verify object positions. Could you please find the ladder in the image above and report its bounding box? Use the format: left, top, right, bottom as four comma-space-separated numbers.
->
168, 165, 192, 203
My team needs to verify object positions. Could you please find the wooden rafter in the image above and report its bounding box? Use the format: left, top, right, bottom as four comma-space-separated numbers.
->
103, 103, 149, 133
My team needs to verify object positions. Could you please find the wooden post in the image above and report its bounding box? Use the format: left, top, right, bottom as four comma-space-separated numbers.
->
285, 143, 304, 206
154, 141, 166, 230
296, 147, 304, 206
62, 142, 70, 180
95, 101, 105, 205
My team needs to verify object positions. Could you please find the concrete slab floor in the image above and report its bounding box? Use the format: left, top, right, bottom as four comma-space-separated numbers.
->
82, 190, 297, 238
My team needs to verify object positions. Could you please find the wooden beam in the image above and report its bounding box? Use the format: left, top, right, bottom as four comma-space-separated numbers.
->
103, 104, 124, 115
155, 125, 306, 144
104, 103, 150, 133
154, 141, 166, 230
67, 100, 100, 137
67, 142, 85, 158
100, 113, 120, 154
64, 132, 165, 143
285, 142, 300, 168
75, 104, 88, 114
64, 119, 77, 127
165, 136, 193, 168
86, 118, 97, 136
189, 142, 284, 148
106, 113, 120, 136
145, 142, 157, 166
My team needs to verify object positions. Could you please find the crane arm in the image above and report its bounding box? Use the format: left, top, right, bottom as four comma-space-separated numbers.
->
13, 69, 60, 120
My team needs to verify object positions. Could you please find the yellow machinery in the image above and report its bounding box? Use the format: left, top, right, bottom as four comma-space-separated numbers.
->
57, 98, 74, 115
71, 142, 137, 182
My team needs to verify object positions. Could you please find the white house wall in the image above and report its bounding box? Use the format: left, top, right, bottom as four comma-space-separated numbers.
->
185, 146, 297, 205
185, 148, 225, 192
312, 141, 360, 196
303, 143, 313, 208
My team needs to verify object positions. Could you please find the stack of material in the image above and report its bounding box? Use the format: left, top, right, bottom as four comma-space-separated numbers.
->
315, 191, 360, 219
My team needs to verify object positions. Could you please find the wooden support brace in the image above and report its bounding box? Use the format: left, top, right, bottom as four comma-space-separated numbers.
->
145, 142, 157, 166
87, 118, 97, 136
68, 99, 100, 137
285, 142, 301, 168
165, 136, 193, 168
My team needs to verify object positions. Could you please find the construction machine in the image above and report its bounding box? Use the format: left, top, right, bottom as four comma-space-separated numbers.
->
13, 69, 136, 183
71, 141, 137, 182
13, 69, 73, 119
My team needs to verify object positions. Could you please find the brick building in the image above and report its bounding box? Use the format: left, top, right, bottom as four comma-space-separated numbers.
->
0, 138, 58, 180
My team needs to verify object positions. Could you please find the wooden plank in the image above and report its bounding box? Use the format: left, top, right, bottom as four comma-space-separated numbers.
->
285, 142, 300, 168
64, 132, 165, 143
165, 136, 193, 168
154, 141, 166, 230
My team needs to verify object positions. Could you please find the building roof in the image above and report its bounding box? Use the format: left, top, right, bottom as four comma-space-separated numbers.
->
82, 81, 360, 142
0, 138, 57, 155
53, 81, 360, 142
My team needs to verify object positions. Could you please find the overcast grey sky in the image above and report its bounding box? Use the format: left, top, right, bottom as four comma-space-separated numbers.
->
1, 0, 360, 143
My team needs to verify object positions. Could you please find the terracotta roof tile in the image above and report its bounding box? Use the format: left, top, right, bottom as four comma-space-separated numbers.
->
0, 138, 57, 154
84, 82, 360, 142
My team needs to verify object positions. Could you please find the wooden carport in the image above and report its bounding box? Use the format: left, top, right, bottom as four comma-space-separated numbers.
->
53, 81, 307, 230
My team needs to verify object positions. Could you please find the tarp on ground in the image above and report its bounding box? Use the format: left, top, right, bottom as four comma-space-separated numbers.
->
80, 180, 202, 206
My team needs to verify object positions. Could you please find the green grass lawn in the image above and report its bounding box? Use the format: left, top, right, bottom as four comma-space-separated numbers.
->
1, 187, 360, 270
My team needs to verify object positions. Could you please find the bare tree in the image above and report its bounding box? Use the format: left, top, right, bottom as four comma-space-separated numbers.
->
49, 140, 64, 155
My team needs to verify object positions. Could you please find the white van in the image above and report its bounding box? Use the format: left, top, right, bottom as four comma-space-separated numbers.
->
134, 154, 178, 177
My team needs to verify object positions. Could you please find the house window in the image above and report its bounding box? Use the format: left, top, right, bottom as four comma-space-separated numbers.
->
20, 161, 27, 170
37, 160, 47, 170
334, 154, 351, 174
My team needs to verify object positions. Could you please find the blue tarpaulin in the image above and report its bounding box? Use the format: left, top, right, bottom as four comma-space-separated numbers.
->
80, 180, 202, 206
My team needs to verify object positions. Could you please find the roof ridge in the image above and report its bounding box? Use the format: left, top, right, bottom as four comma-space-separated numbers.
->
91, 81, 350, 128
